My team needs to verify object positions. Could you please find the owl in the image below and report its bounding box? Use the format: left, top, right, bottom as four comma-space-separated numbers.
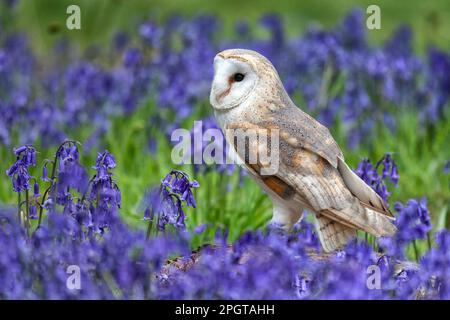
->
209, 49, 396, 252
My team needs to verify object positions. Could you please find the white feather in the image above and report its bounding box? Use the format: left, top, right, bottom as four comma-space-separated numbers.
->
337, 157, 392, 216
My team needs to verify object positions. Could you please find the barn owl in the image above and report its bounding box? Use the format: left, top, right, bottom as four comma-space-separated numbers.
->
209, 48, 396, 252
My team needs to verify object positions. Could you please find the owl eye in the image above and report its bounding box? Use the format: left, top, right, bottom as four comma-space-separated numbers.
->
233, 73, 245, 82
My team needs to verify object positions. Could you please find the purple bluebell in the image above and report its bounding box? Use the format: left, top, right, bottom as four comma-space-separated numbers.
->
395, 198, 432, 242
355, 154, 399, 202
88, 150, 121, 232
139, 21, 161, 47
5, 145, 36, 192
54, 142, 89, 205
419, 231, 450, 299
144, 170, 199, 233
194, 223, 207, 234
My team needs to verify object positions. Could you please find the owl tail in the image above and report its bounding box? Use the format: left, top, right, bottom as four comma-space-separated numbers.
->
314, 214, 357, 252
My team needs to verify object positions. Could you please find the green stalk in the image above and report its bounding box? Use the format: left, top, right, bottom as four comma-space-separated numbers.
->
25, 189, 30, 238
427, 232, 432, 251
17, 192, 21, 224
317, 61, 333, 111
155, 212, 161, 237
38, 185, 51, 227
412, 240, 420, 262
146, 218, 153, 240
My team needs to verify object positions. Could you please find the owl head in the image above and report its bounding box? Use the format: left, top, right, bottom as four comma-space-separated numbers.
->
210, 49, 285, 110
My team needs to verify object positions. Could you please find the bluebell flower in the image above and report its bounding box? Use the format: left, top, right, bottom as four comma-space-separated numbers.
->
88, 150, 121, 232
29, 205, 37, 220
355, 154, 399, 202
163, 171, 199, 208
6, 145, 36, 192
419, 231, 450, 299
260, 14, 284, 47
112, 32, 129, 51
395, 198, 432, 242
424, 48, 450, 122
338, 8, 367, 50
234, 21, 250, 39
55, 142, 89, 204
42, 164, 50, 182
123, 48, 142, 68
194, 223, 207, 234
144, 170, 199, 233
139, 22, 161, 47
33, 181, 40, 197
444, 161, 450, 174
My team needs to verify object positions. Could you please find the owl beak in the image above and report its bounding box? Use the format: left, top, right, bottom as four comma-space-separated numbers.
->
215, 88, 231, 103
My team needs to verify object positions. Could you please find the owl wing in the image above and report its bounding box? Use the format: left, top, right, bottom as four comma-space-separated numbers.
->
257, 105, 393, 217
257, 104, 344, 168
226, 105, 395, 237
276, 149, 396, 237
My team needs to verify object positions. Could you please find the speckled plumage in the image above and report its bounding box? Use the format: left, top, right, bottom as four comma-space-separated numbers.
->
210, 49, 396, 252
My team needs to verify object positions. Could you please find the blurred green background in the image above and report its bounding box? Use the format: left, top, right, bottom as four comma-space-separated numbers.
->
11, 0, 450, 56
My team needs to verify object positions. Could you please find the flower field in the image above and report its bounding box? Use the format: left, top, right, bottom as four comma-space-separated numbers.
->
0, 1, 449, 299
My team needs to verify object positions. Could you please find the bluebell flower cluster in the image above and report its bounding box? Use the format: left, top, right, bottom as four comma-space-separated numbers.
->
0, 208, 190, 299
419, 231, 450, 299
158, 228, 432, 300
6, 145, 36, 192
355, 153, 399, 202
86, 151, 121, 233
144, 170, 199, 234
395, 198, 432, 243
0, 142, 446, 299
378, 198, 432, 260
54, 142, 89, 206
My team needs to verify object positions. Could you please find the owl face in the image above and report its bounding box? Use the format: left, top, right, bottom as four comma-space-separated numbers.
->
210, 52, 259, 110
